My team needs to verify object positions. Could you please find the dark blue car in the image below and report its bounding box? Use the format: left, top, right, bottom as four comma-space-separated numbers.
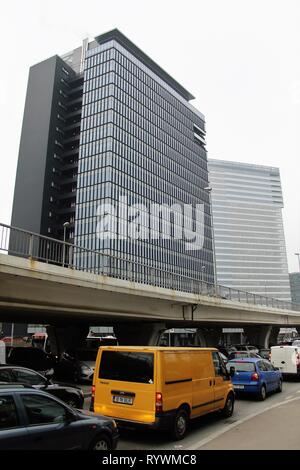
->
0, 385, 118, 450
227, 358, 282, 400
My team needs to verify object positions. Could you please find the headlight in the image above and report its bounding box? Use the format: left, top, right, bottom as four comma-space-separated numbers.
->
112, 420, 117, 429
81, 365, 92, 373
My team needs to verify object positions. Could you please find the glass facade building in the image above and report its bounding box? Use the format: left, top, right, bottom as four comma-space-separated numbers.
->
74, 30, 214, 283
290, 273, 300, 304
208, 159, 291, 301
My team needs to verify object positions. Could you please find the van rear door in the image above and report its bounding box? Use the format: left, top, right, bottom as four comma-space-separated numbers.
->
94, 349, 156, 424
271, 347, 296, 374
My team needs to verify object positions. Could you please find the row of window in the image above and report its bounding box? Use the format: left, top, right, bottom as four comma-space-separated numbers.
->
80, 127, 206, 178
75, 174, 210, 207
73, 232, 214, 274
77, 163, 209, 203
78, 152, 208, 198
85, 45, 205, 130
82, 84, 205, 160
80, 116, 207, 180
83, 67, 204, 139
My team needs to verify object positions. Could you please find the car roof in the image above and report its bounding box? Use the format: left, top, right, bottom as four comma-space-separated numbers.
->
228, 357, 262, 363
0, 365, 44, 374
0, 384, 34, 391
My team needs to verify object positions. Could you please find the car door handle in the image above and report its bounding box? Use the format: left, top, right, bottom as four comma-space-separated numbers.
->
209, 380, 212, 386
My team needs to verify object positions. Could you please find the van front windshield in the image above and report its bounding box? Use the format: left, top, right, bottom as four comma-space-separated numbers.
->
99, 351, 154, 384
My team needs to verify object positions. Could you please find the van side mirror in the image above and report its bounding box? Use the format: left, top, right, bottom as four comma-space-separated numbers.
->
229, 366, 235, 377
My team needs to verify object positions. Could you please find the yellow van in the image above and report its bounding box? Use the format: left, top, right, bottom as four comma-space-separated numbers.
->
91, 346, 234, 439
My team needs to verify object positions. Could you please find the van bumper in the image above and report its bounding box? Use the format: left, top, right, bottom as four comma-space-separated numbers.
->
114, 412, 175, 431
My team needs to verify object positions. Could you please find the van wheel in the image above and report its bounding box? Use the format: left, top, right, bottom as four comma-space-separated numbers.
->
171, 408, 189, 440
221, 393, 234, 418
258, 385, 266, 401
276, 380, 282, 393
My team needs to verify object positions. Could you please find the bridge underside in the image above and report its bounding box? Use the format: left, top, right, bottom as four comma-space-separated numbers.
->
1, 254, 300, 351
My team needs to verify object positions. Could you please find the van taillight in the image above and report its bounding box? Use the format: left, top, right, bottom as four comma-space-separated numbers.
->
251, 373, 259, 381
156, 393, 163, 413
296, 353, 300, 366
90, 385, 95, 412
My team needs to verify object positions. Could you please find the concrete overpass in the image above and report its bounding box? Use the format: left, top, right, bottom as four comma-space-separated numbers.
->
1, 253, 300, 350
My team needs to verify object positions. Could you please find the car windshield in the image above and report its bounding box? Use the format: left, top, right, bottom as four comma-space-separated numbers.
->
99, 351, 154, 383
227, 362, 256, 372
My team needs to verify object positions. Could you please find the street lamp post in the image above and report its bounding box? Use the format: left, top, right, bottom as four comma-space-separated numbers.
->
204, 186, 218, 296
295, 253, 300, 272
201, 265, 206, 294
63, 222, 70, 266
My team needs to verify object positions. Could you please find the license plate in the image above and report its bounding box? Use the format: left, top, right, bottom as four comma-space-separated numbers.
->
234, 385, 245, 390
113, 395, 133, 405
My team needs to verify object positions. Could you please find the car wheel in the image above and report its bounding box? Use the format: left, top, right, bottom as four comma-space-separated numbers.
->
221, 393, 234, 418
276, 379, 282, 393
258, 384, 266, 401
171, 408, 189, 440
90, 433, 112, 451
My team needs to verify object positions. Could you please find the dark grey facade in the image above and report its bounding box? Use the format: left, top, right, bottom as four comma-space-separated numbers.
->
12, 56, 83, 241
12, 29, 214, 284
290, 273, 300, 304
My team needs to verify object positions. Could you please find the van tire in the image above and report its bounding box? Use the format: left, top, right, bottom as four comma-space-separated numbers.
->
258, 384, 266, 401
221, 393, 234, 418
171, 408, 189, 440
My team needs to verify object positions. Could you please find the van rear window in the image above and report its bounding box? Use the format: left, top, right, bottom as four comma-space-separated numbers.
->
99, 351, 154, 384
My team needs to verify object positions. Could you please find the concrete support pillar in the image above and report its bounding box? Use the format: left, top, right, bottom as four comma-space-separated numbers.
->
197, 328, 223, 347
244, 325, 277, 349
269, 327, 280, 347
114, 323, 166, 346
46, 324, 89, 357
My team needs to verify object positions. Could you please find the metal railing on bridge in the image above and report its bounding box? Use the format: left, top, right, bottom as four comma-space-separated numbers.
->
1, 222, 299, 312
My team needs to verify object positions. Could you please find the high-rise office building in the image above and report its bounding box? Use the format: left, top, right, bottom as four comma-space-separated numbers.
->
12, 29, 214, 284
208, 159, 291, 301
290, 273, 300, 304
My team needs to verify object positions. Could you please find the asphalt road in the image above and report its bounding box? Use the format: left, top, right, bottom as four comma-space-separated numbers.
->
81, 380, 300, 450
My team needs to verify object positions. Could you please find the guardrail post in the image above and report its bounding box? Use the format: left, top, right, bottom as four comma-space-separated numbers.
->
62, 242, 66, 267
68, 245, 73, 268
151, 268, 155, 286
28, 234, 33, 259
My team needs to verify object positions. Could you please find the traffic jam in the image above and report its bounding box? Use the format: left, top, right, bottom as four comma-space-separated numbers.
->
0, 331, 300, 450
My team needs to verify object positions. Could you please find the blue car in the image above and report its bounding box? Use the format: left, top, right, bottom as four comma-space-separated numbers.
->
227, 358, 282, 400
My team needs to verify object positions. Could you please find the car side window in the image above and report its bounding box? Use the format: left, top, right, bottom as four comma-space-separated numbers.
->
13, 369, 44, 386
0, 369, 12, 382
258, 361, 267, 371
0, 395, 19, 429
264, 361, 274, 371
22, 394, 68, 426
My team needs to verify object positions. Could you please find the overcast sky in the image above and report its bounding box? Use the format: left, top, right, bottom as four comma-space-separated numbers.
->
0, 0, 299, 271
